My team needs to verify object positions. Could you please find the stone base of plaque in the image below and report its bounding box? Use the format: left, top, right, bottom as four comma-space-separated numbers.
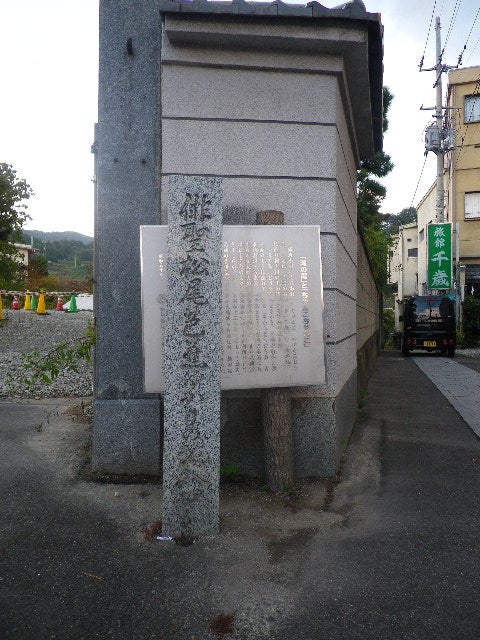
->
332, 370, 359, 468
220, 370, 358, 478
92, 399, 162, 475
292, 397, 337, 477
293, 371, 358, 476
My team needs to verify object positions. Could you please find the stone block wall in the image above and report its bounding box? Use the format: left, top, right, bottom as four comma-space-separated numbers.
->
159, 12, 371, 477
356, 229, 381, 395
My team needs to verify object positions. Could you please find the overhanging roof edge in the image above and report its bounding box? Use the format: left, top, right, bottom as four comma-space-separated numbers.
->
158, 0, 380, 23
159, 0, 384, 157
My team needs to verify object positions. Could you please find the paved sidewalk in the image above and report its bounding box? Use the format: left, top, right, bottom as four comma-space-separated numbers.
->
413, 355, 480, 437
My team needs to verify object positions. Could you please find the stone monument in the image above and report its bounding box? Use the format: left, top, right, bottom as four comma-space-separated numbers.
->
162, 175, 222, 537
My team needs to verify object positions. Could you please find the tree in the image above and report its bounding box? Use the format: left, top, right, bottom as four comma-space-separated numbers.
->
362, 224, 392, 291
357, 87, 394, 291
25, 253, 50, 290
0, 163, 33, 287
357, 153, 393, 228
382, 86, 393, 134
357, 88, 394, 230
462, 295, 480, 347
381, 207, 417, 235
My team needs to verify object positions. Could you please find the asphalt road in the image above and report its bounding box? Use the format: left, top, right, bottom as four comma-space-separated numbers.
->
276, 352, 480, 639
1, 352, 479, 639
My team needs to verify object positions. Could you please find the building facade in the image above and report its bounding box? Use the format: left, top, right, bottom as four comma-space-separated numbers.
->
388, 222, 418, 329
446, 66, 480, 294
13, 243, 36, 266
393, 66, 480, 329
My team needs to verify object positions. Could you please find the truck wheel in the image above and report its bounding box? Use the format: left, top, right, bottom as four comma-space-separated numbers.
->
448, 347, 455, 358
402, 347, 410, 357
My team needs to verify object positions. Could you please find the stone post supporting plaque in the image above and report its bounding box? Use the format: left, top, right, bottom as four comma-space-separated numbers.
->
256, 210, 294, 492
163, 175, 223, 537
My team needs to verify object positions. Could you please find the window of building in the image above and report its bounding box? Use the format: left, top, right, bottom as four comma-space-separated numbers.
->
419, 228, 424, 242
464, 95, 480, 123
465, 192, 480, 220
407, 248, 418, 258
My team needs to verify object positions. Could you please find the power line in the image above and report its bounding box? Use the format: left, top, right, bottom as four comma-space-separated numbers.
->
410, 155, 429, 208
465, 31, 480, 64
456, 5, 480, 65
419, 0, 438, 69
441, 0, 463, 60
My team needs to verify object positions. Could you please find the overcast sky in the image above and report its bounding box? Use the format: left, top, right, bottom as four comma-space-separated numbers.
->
2, 0, 479, 237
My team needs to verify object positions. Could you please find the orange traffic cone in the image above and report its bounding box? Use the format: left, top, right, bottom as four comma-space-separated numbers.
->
12, 296, 20, 310
56, 296, 64, 311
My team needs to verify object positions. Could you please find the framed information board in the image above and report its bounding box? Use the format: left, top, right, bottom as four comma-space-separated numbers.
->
140, 225, 325, 391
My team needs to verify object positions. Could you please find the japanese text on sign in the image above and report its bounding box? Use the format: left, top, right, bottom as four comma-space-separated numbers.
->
140, 225, 326, 392
427, 223, 452, 290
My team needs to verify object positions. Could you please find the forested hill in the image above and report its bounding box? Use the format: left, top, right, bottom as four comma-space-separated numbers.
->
23, 230, 93, 245
21, 230, 93, 264
20, 230, 93, 289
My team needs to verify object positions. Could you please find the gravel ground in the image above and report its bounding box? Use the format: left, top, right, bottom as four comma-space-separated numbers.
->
1, 307, 478, 399
456, 347, 480, 357
0, 309, 93, 398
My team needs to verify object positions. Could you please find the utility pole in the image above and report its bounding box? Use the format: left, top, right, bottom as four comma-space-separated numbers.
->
422, 17, 455, 221
435, 17, 445, 222
421, 17, 459, 300
419, 17, 463, 312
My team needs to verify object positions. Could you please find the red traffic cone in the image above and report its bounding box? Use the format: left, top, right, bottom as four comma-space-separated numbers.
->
12, 296, 20, 310
56, 296, 64, 311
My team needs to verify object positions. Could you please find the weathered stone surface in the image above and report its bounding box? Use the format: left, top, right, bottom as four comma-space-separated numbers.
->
93, 0, 161, 474
96, 0, 382, 480
92, 399, 161, 475
162, 175, 223, 537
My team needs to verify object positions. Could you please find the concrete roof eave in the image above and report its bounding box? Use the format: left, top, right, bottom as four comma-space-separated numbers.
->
159, 0, 384, 160
14, 244, 37, 253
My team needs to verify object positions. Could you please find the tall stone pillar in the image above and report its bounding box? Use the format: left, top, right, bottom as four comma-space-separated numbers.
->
93, 0, 162, 474
162, 176, 222, 537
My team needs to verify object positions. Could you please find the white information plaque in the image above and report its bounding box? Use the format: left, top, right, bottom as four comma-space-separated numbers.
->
140, 225, 325, 392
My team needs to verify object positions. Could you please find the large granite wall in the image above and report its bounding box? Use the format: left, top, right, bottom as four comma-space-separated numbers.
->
159, 14, 360, 477
356, 228, 381, 395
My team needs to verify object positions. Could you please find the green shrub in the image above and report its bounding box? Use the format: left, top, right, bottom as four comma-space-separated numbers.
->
220, 464, 241, 482
383, 308, 395, 349
462, 296, 480, 347
12, 320, 96, 390
456, 329, 464, 347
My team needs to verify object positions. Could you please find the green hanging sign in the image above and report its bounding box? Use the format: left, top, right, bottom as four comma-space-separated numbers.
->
427, 223, 452, 290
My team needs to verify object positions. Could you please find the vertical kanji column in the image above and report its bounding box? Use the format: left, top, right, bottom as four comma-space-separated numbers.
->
162, 175, 223, 537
